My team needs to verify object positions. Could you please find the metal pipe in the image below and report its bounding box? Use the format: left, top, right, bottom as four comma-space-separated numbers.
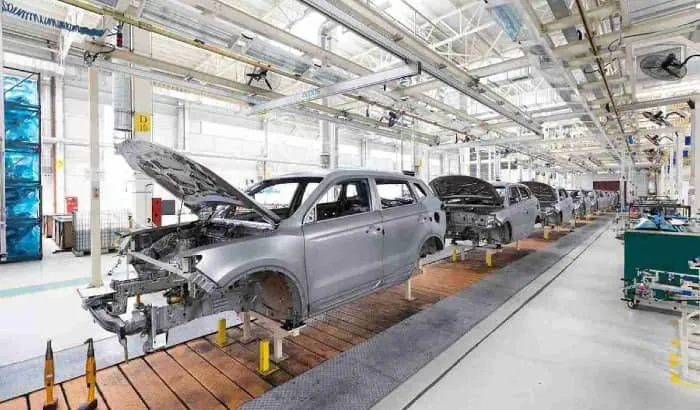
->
574, 0, 630, 155
88, 65, 102, 287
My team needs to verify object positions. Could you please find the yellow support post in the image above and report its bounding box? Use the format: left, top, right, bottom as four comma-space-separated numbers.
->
486, 250, 495, 268
79, 338, 98, 410
451, 248, 457, 262
43, 340, 56, 410
217, 318, 227, 347
257, 339, 278, 376
543, 226, 551, 240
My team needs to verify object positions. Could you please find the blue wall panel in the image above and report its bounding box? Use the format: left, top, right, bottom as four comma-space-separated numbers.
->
3, 71, 42, 262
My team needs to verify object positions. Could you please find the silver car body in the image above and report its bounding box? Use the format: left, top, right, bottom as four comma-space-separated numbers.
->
583, 190, 598, 212
567, 189, 588, 217
81, 140, 446, 352
430, 176, 537, 244
521, 182, 574, 226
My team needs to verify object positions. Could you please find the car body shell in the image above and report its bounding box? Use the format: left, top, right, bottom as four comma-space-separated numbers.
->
429, 176, 537, 244
83, 140, 447, 348
521, 181, 574, 226
194, 169, 447, 316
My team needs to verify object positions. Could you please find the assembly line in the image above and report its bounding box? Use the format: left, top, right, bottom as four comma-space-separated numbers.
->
2, 0, 700, 409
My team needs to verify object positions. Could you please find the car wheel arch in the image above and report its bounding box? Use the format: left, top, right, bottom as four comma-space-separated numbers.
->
230, 266, 307, 324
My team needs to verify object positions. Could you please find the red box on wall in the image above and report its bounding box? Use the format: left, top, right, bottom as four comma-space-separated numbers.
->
66, 196, 78, 214
152, 197, 162, 227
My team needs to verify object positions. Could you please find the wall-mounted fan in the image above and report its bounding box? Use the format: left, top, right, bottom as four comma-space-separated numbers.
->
639, 53, 699, 81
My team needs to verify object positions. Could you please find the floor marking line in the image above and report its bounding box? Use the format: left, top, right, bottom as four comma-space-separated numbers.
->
0, 277, 89, 299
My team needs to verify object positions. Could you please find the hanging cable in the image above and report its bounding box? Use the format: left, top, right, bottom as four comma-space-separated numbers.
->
2, 1, 106, 37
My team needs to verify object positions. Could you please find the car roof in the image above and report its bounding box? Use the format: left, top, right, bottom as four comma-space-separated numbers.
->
271, 169, 423, 183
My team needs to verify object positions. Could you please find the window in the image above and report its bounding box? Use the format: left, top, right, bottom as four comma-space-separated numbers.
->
508, 187, 520, 204
301, 182, 320, 203
376, 180, 416, 209
252, 183, 299, 211
517, 186, 531, 199
309, 179, 371, 222
413, 183, 427, 201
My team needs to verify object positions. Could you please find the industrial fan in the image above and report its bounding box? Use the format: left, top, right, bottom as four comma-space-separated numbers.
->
639, 53, 699, 81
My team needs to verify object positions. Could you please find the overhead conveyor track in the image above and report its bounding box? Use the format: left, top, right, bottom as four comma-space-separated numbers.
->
297, 0, 542, 136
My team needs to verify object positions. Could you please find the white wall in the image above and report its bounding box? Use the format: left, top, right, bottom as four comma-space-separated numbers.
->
42, 70, 430, 213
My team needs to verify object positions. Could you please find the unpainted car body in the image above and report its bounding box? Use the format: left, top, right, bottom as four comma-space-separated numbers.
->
583, 190, 598, 213
595, 190, 610, 210
429, 176, 538, 245
567, 189, 588, 217
521, 181, 574, 226
82, 140, 446, 352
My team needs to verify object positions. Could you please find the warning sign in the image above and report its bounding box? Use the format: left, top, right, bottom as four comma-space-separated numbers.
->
134, 113, 152, 133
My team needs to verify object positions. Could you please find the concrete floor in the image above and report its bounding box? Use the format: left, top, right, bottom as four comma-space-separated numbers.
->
408, 228, 700, 409
0, 238, 238, 368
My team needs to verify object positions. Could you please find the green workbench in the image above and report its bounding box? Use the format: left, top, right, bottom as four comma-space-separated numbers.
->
623, 230, 700, 303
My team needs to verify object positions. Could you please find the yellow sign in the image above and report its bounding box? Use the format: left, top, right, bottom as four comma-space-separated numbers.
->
56, 159, 64, 169
134, 113, 152, 133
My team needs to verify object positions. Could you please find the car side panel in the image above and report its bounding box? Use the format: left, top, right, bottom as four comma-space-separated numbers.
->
303, 210, 384, 313
192, 231, 308, 310
380, 202, 427, 280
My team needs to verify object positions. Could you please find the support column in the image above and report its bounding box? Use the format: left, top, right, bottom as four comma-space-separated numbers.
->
439, 154, 446, 176
262, 119, 269, 179
476, 148, 481, 179
0, 12, 5, 260
360, 137, 368, 168
676, 132, 684, 201
132, 28, 154, 225
54, 77, 66, 214
691, 98, 700, 213
332, 125, 339, 169
487, 147, 493, 181
494, 148, 501, 181
400, 134, 405, 171
319, 28, 332, 169
88, 65, 102, 287
457, 148, 464, 175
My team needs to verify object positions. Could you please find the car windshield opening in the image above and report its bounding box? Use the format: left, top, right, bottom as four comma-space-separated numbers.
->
210, 177, 323, 222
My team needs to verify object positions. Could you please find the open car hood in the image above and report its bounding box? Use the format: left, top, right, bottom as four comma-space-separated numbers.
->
429, 175, 502, 206
521, 181, 556, 205
117, 140, 281, 225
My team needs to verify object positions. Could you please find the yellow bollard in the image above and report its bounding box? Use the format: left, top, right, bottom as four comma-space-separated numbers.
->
451, 248, 457, 262
79, 338, 98, 410
43, 340, 56, 410
486, 250, 494, 268
258, 339, 278, 376
543, 226, 551, 240
217, 318, 227, 347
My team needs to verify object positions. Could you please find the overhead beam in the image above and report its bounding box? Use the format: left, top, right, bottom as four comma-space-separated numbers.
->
250, 62, 421, 114
617, 95, 695, 113
554, 9, 700, 58
86, 46, 437, 143
428, 134, 543, 152
299, 0, 541, 135
543, 4, 619, 32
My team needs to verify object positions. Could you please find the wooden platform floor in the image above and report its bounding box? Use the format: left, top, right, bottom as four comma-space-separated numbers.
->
0, 218, 599, 409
